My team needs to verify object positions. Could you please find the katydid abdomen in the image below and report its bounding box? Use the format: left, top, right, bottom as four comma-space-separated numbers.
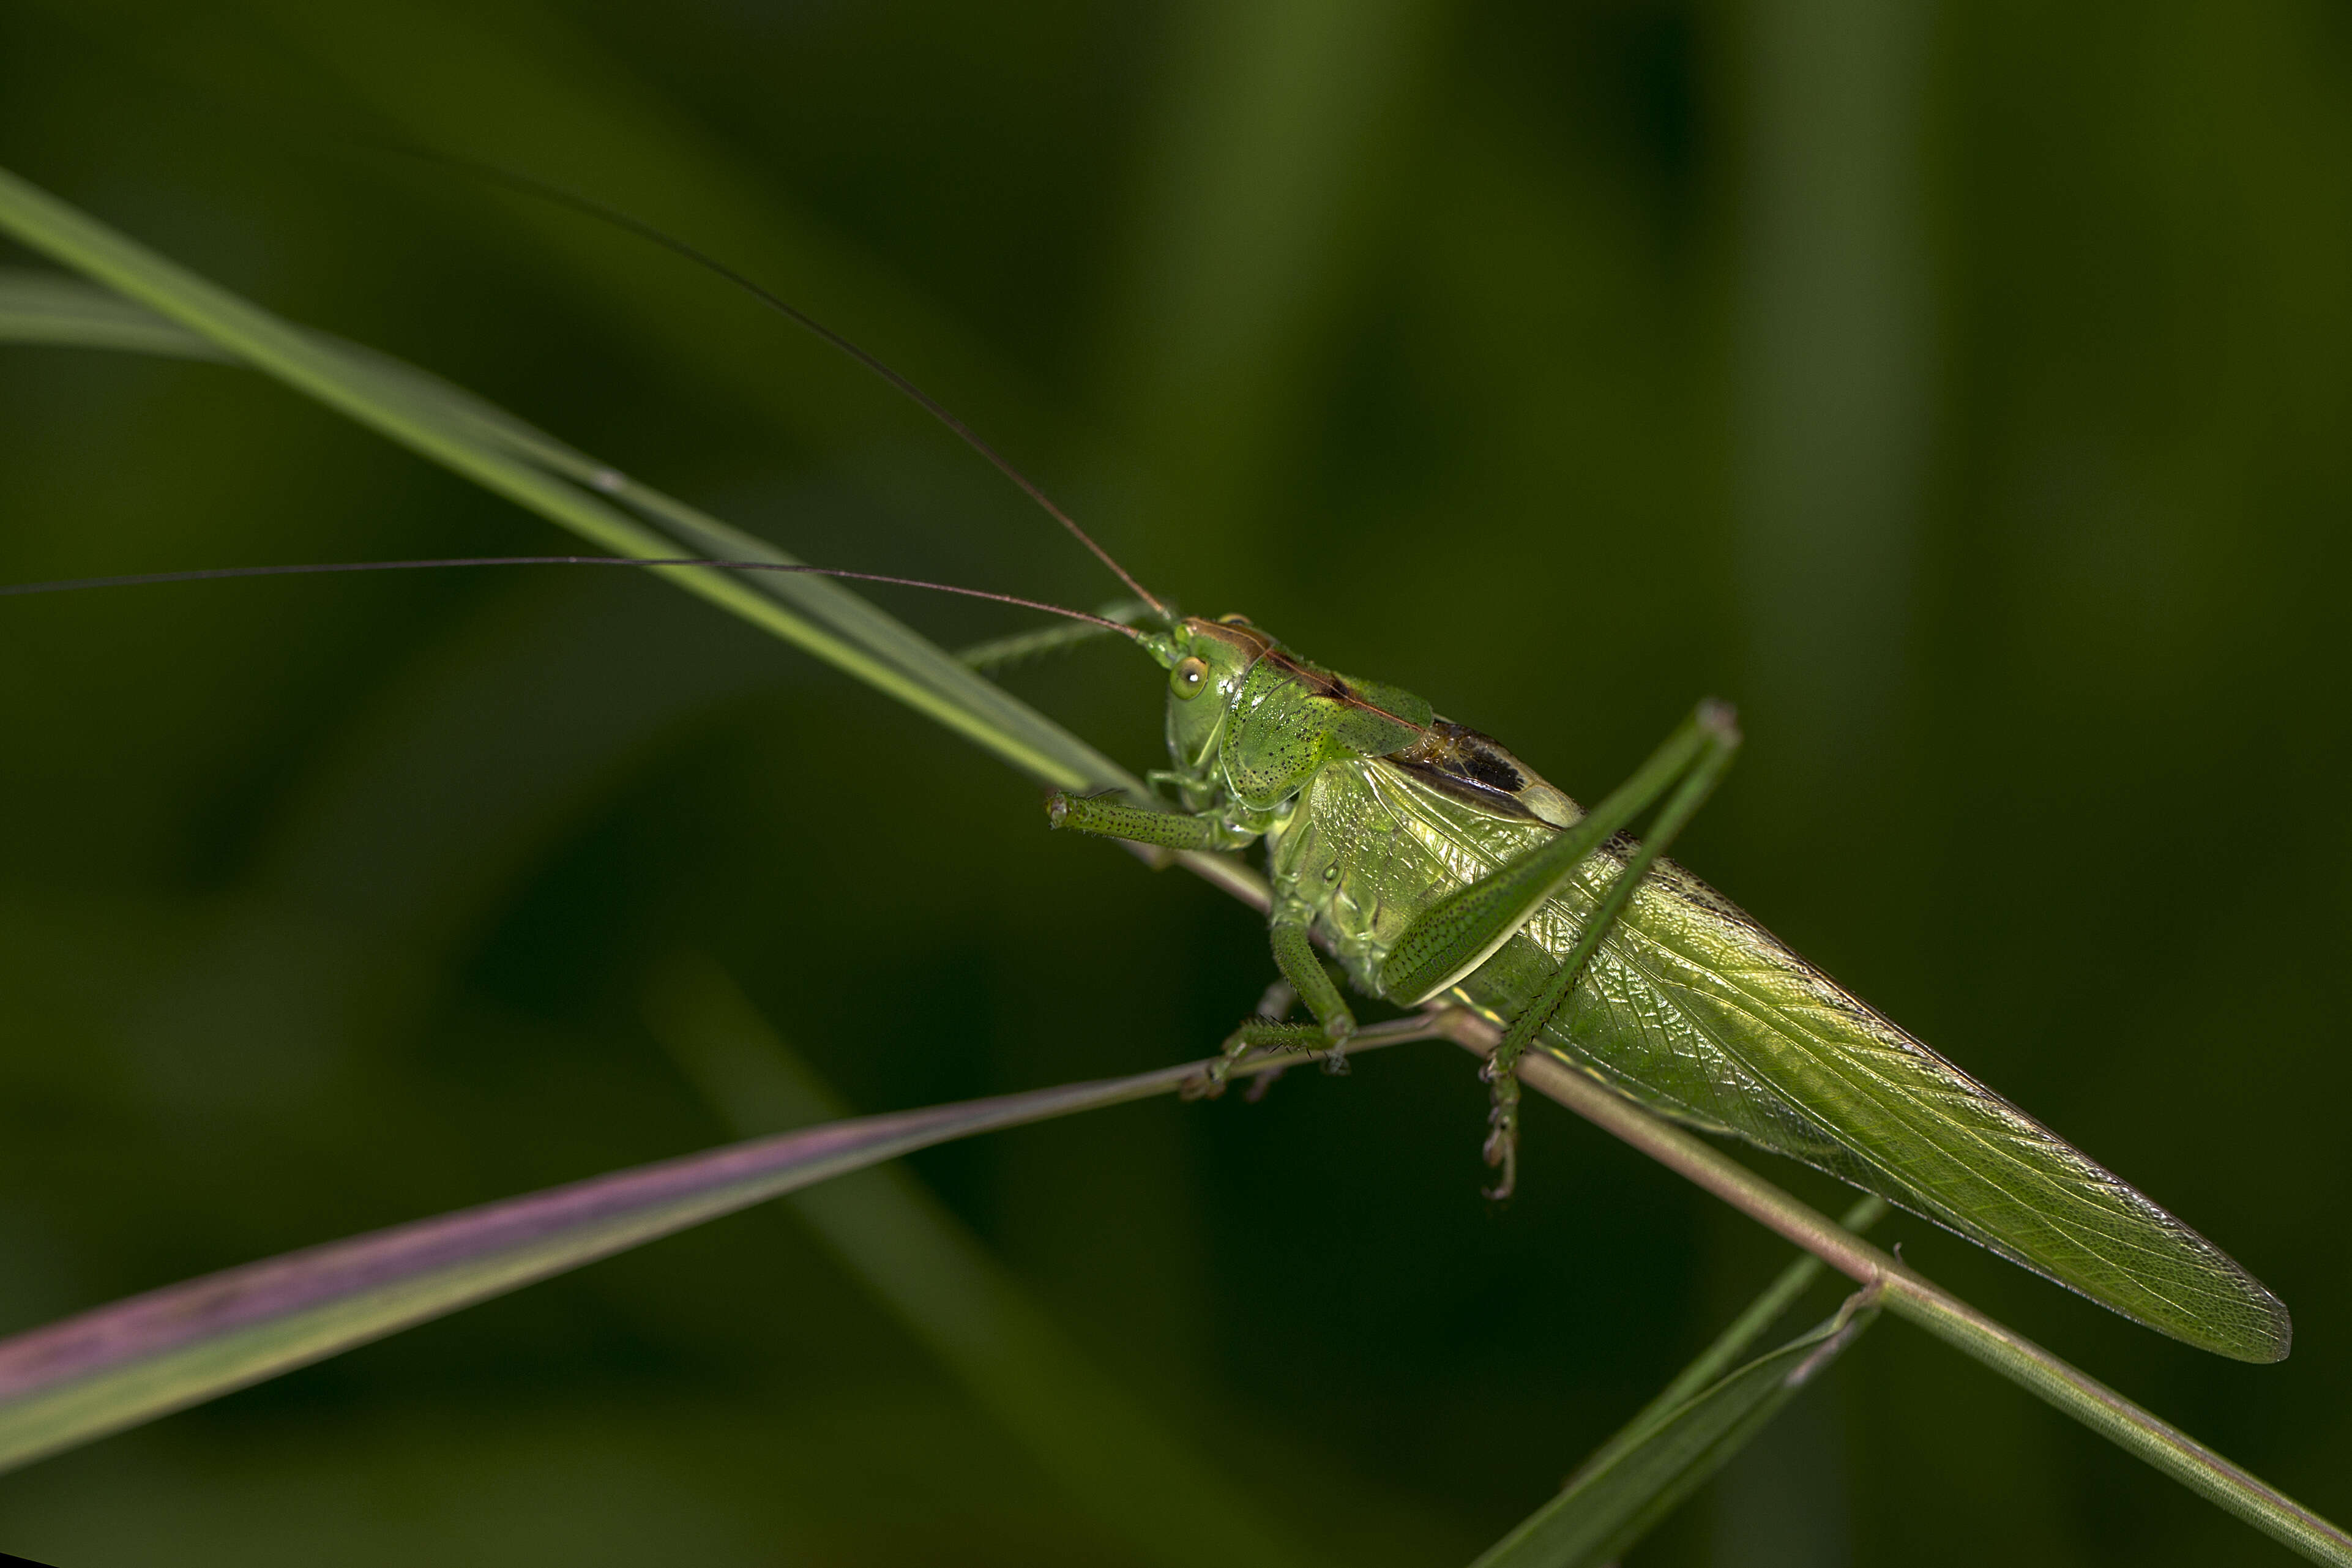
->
1266, 751, 2291, 1365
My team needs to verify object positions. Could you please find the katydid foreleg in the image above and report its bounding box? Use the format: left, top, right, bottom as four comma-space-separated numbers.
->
1376, 701, 1742, 1198
1046, 791, 1232, 851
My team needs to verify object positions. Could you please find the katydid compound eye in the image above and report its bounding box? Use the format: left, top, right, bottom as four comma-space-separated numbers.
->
1171, 656, 1211, 699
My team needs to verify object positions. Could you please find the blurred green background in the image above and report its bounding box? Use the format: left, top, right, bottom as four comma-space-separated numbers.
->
0, 1, 2346, 1564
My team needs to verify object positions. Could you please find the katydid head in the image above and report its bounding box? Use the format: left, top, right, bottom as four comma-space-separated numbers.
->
1141, 614, 1275, 771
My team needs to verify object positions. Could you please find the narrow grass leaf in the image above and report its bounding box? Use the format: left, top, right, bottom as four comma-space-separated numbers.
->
0, 1056, 1220, 1476
0, 268, 225, 359
1469, 1285, 1881, 1568
0, 185, 1135, 796
1565, 1195, 1886, 1494
646, 954, 1317, 1568
958, 600, 1154, 671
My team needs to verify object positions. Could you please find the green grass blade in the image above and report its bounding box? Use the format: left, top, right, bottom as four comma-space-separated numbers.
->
0, 267, 225, 359
300, 329, 1148, 800
646, 954, 1318, 1568
957, 599, 1152, 671
1561, 1195, 1886, 1496
1470, 1286, 1881, 1568
0, 180, 1131, 794
0, 1050, 1266, 1477
1467, 1195, 1881, 1568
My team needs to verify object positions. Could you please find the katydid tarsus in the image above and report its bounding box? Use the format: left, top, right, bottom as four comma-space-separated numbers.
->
6, 185, 2290, 1375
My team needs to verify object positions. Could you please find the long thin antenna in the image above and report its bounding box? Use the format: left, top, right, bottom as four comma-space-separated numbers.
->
383, 146, 1172, 621
0, 556, 1143, 636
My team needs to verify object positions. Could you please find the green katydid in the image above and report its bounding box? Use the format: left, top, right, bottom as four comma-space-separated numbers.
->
1032, 592, 2289, 1365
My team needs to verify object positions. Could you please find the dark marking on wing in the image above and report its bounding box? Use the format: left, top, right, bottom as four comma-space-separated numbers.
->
1459, 742, 1523, 793
1384, 756, 1544, 820
1388, 719, 1536, 799
1384, 720, 1558, 819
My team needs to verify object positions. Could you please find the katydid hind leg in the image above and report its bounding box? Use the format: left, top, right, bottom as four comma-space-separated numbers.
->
1473, 702, 1741, 1200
